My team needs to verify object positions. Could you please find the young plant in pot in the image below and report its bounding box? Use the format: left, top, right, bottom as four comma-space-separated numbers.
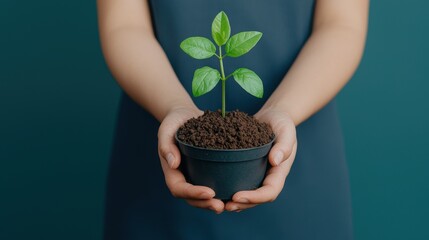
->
176, 11, 275, 200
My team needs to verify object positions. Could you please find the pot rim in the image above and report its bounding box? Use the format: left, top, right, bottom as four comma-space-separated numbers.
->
175, 133, 276, 152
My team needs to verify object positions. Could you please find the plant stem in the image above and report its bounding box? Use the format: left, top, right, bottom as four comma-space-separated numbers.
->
219, 47, 226, 117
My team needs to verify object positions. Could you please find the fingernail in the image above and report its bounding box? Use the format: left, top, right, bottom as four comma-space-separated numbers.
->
200, 192, 214, 199
229, 206, 239, 211
274, 151, 283, 166
209, 206, 222, 214
236, 198, 249, 204
166, 153, 175, 168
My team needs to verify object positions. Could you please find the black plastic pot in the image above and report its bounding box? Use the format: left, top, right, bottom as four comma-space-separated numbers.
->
176, 135, 275, 200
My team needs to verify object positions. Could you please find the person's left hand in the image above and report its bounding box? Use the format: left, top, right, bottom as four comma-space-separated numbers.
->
225, 108, 297, 212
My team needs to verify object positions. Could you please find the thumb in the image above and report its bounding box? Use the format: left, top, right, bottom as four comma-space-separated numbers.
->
158, 125, 182, 169
269, 125, 296, 167
159, 142, 182, 169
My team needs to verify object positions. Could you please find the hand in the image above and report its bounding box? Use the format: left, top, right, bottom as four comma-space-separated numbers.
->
225, 108, 297, 212
158, 106, 225, 214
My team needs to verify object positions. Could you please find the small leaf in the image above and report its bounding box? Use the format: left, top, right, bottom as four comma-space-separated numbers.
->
232, 68, 263, 98
180, 37, 216, 59
225, 31, 262, 57
212, 11, 231, 46
192, 67, 221, 97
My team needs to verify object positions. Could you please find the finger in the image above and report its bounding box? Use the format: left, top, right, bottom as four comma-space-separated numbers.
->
269, 122, 296, 166
158, 141, 182, 169
232, 144, 296, 204
169, 180, 215, 200
225, 201, 257, 212
186, 199, 225, 214
161, 163, 215, 199
158, 121, 182, 169
233, 183, 280, 204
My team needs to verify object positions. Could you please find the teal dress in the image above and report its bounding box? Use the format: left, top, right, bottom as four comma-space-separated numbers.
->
104, 0, 353, 239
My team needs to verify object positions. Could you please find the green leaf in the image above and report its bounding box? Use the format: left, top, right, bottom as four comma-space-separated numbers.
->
232, 68, 263, 98
180, 37, 216, 59
211, 11, 231, 46
192, 66, 221, 97
225, 31, 262, 57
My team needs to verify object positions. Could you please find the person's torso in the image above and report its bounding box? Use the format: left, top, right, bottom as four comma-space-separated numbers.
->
148, 0, 315, 114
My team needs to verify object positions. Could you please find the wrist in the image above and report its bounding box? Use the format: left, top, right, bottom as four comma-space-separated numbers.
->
256, 103, 298, 126
163, 101, 201, 120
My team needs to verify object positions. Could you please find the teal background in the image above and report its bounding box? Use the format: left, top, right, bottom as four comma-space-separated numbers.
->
0, 0, 428, 239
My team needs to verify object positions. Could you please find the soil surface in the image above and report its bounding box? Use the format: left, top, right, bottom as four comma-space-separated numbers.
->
177, 110, 274, 149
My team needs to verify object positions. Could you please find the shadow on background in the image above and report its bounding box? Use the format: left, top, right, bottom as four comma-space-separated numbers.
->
0, 1, 428, 239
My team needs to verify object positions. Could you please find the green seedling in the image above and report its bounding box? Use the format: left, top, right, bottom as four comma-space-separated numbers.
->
180, 11, 263, 117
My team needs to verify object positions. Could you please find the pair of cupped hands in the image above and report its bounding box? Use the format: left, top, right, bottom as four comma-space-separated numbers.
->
158, 105, 297, 214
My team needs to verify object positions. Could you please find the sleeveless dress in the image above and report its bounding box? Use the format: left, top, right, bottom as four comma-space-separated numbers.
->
104, 1, 353, 239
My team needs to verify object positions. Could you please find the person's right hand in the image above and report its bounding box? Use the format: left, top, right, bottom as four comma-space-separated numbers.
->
158, 106, 225, 214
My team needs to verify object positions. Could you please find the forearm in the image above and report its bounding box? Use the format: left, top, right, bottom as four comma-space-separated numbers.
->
261, 23, 366, 125
99, 26, 195, 122
260, 0, 369, 125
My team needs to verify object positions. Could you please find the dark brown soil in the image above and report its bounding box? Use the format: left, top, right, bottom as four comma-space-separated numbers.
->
177, 110, 274, 149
